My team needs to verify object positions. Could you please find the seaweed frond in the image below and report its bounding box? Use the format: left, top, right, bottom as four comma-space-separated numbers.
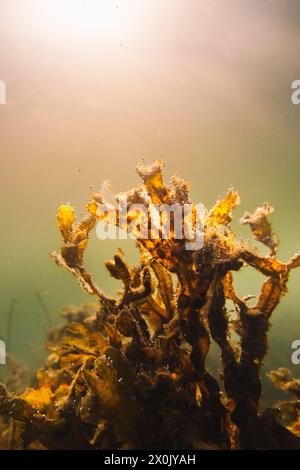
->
1, 161, 300, 450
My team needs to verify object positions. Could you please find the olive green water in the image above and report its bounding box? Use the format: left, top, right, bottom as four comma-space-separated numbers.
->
1, 0, 300, 406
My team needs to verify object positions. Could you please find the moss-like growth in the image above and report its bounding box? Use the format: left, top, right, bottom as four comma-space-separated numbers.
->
1, 161, 300, 450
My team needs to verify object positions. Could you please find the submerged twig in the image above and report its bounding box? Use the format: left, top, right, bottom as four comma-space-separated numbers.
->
35, 291, 52, 328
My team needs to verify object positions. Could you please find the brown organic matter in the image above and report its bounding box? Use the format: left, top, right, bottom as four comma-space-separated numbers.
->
1, 161, 300, 450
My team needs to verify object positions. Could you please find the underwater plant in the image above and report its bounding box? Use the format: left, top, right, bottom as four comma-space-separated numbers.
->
1, 160, 300, 450
268, 367, 300, 438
